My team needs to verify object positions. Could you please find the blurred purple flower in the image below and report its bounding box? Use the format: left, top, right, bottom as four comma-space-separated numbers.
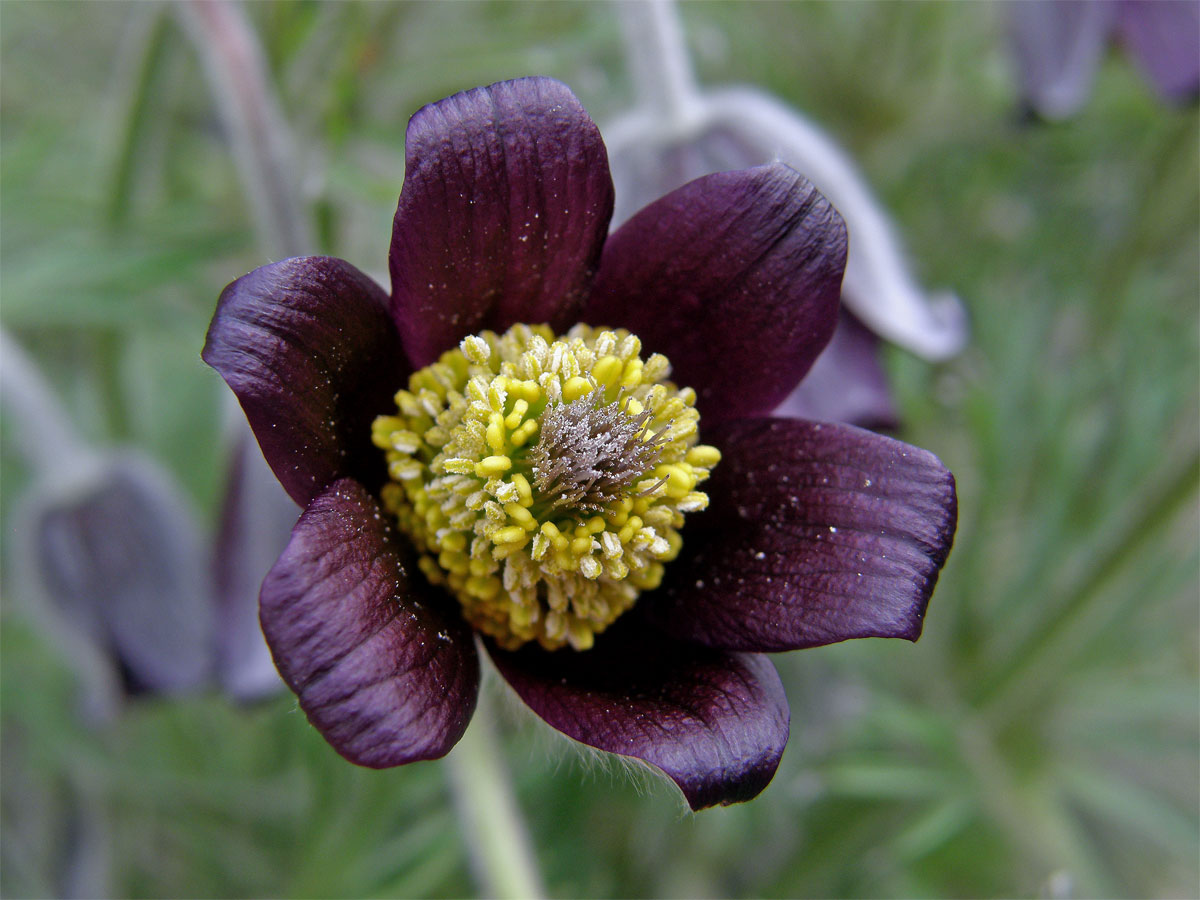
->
1009, 0, 1200, 120
203, 77, 957, 809
607, 0, 967, 429
1, 329, 281, 719
9, 451, 216, 732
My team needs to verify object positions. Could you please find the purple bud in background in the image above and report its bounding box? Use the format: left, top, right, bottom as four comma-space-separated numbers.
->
1116, 0, 1200, 102
1008, 0, 1116, 120
4, 330, 287, 712
10, 452, 215, 724
607, 0, 967, 428
1009, 0, 1200, 120
27, 456, 214, 696
772, 310, 899, 431
3, 330, 214, 720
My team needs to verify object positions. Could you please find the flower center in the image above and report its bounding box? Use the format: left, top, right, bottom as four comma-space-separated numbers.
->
372, 324, 720, 651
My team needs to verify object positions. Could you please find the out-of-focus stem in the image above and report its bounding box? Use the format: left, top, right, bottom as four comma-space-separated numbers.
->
446, 699, 546, 900
616, 0, 704, 132
178, 0, 315, 498
0, 328, 92, 478
0, 328, 125, 724
177, 0, 314, 259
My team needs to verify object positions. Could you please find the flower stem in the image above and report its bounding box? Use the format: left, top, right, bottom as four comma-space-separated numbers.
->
616, 0, 703, 131
446, 698, 545, 900
177, 0, 314, 259
0, 327, 92, 478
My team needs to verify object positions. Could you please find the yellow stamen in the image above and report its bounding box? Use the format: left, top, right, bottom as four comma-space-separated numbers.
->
371, 323, 719, 651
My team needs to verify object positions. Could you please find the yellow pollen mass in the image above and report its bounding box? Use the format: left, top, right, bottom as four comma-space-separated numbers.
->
372, 323, 720, 652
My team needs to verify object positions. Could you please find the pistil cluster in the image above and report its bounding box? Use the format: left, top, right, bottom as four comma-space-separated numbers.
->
372, 323, 720, 651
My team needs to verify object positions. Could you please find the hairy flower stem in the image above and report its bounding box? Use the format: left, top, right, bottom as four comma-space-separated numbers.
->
617, 0, 703, 131
446, 697, 546, 900
0, 328, 92, 478
179, 0, 311, 506
178, 0, 314, 260
0, 328, 126, 723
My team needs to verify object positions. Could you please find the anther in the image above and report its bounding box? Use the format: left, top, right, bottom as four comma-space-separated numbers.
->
372, 323, 718, 652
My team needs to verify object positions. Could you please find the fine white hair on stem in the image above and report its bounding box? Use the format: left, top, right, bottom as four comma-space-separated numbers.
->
609, 0, 968, 362
488, 667, 694, 816
446, 697, 548, 900
615, 0, 705, 135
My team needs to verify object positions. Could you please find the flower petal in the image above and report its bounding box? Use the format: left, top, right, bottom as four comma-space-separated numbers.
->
1116, 0, 1200, 102
487, 621, 789, 810
647, 418, 956, 652
609, 87, 969, 363
773, 310, 899, 430
260, 478, 479, 766
702, 88, 970, 361
585, 163, 846, 422
202, 256, 410, 507
1008, 0, 1116, 120
389, 77, 615, 366
24, 455, 213, 697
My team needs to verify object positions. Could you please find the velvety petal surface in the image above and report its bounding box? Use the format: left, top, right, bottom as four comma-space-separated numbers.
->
203, 256, 410, 507
647, 418, 956, 652
260, 478, 479, 766
389, 77, 615, 366
487, 620, 789, 810
585, 163, 846, 422
774, 309, 899, 430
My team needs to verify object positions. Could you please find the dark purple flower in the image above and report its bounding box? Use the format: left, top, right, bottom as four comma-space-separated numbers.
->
772, 309, 899, 430
202, 77, 957, 809
1010, 0, 1200, 120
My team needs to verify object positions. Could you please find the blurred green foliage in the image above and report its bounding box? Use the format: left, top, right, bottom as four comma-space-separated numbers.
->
2, 2, 1197, 898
